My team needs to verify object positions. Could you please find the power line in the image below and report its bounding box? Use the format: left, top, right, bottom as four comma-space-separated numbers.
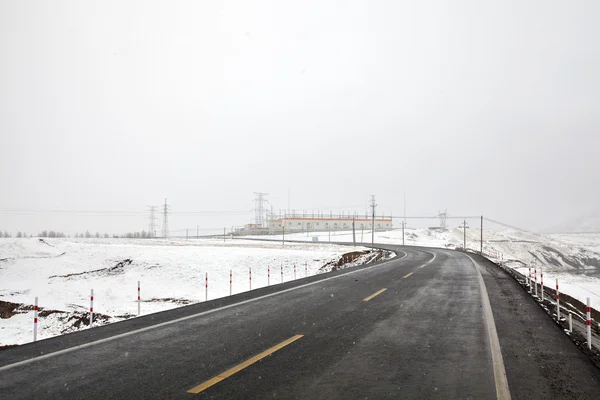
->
0, 208, 252, 216
483, 217, 533, 233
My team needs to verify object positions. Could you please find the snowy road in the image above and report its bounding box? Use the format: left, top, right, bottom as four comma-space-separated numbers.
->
1, 245, 600, 399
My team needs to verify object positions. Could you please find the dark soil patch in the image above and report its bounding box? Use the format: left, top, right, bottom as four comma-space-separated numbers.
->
143, 298, 193, 305
50, 259, 133, 278
0, 300, 21, 319
319, 250, 392, 273
63, 312, 111, 329
1, 300, 69, 319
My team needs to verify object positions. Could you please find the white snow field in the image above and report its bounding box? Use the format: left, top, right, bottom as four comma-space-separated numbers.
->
250, 228, 600, 310
0, 238, 370, 346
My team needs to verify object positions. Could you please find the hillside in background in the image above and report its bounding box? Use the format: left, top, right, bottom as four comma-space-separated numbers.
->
547, 213, 600, 233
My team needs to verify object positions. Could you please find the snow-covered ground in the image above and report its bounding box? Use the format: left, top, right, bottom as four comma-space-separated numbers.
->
249, 228, 600, 310
2, 229, 598, 347
0, 238, 369, 346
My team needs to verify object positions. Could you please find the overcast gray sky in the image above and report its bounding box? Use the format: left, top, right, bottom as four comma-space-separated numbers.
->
1, 0, 599, 235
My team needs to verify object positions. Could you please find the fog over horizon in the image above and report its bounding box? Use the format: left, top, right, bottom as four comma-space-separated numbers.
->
2, 1, 600, 236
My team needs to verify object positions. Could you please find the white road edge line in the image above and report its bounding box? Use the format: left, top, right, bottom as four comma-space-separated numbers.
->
0, 249, 408, 372
419, 251, 436, 268
465, 253, 512, 400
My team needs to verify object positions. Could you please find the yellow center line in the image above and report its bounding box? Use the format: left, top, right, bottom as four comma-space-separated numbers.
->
363, 288, 387, 302
187, 334, 304, 394
403, 272, 414, 279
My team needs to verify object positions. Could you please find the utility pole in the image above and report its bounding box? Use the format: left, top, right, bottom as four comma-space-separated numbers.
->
161, 198, 170, 238
459, 220, 469, 249
480, 216, 483, 255
402, 221, 405, 246
352, 217, 356, 247
370, 195, 376, 250
147, 206, 158, 238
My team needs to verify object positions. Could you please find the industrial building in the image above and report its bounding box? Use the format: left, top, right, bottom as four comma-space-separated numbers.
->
267, 213, 392, 234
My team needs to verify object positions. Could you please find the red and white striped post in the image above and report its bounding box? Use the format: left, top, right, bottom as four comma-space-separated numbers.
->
268, 266, 270, 286
540, 268, 544, 301
33, 297, 38, 342
528, 267, 531, 292
587, 298, 592, 350
137, 281, 141, 316
230, 270, 232, 296
249, 267, 252, 291
281, 265, 284, 283
534, 267, 538, 297
305, 262, 308, 277
89, 289, 94, 326
294, 264, 296, 280
556, 278, 560, 321
205, 272, 208, 301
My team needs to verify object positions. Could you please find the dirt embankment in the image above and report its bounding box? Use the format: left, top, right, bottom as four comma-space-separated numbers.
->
319, 249, 393, 273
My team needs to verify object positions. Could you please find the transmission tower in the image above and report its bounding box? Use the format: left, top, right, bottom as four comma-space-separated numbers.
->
254, 192, 269, 227
161, 198, 171, 238
437, 209, 449, 229
147, 206, 158, 238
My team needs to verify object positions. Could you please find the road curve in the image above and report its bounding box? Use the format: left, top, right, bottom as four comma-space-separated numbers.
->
1, 245, 599, 399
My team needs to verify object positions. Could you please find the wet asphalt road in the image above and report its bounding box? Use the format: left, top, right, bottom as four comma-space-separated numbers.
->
1, 245, 599, 399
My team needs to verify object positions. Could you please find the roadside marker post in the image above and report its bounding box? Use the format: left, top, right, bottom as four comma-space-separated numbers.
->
249, 267, 252, 291
534, 267, 538, 297
569, 313, 573, 333
305, 262, 308, 277
540, 268, 544, 301
205, 273, 208, 301
137, 281, 141, 316
230, 270, 232, 296
268, 267, 270, 286
294, 264, 296, 280
90, 289, 94, 326
281, 265, 284, 283
556, 278, 560, 322
33, 297, 38, 342
528, 267, 531, 292
587, 298, 592, 349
